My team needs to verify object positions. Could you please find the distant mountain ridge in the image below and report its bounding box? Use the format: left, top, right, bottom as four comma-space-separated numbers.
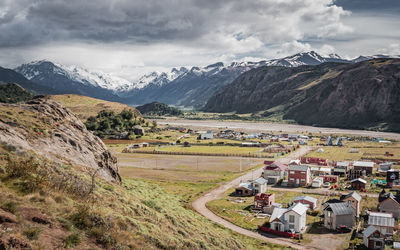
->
6, 51, 400, 108
203, 58, 400, 132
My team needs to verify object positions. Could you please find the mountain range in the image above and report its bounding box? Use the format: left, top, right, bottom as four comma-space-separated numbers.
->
203, 58, 400, 132
2, 51, 397, 108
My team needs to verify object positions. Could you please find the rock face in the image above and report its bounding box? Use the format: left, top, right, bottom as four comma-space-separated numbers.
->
203, 59, 400, 132
0, 96, 120, 182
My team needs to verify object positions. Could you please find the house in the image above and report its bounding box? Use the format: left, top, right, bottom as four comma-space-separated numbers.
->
293, 196, 318, 210
235, 178, 267, 196
378, 162, 393, 176
363, 226, 385, 250
312, 177, 324, 188
386, 170, 400, 187
235, 182, 254, 196
353, 161, 375, 175
269, 203, 308, 233
288, 165, 311, 187
310, 167, 331, 176
252, 177, 268, 194
289, 159, 301, 165
334, 162, 349, 176
379, 195, 400, 218
199, 130, 215, 140
254, 193, 275, 210
368, 212, 395, 236
350, 178, 367, 190
323, 202, 355, 230
340, 191, 362, 217
263, 161, 287, 184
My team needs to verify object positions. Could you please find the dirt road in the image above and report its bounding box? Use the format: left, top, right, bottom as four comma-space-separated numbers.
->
192, 146, 320, 250
156, 118, 400, 140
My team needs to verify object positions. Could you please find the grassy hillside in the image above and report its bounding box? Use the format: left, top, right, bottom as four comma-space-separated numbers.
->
50, 94, 141, 121
0, 83, 34, 103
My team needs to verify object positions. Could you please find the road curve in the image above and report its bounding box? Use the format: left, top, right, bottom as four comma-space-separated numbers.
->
192, 146, 320, 250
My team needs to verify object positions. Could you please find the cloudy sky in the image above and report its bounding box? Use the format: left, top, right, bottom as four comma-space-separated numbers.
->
0, 0, 399, 80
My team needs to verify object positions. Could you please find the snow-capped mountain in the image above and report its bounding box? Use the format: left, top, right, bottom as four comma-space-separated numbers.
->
14, 61, 122, 101
12, 51, 400, 108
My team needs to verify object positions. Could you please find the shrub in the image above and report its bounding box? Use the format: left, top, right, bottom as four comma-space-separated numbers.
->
69, 205, 92, 229
88, 228, 116, 247
23, 226, 41, 240
65, 232, 81, 248
1, 201, 17, 214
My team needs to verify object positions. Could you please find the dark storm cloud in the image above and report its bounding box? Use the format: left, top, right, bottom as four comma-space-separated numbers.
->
334, 0, 400, 13
0, 0, 351, 48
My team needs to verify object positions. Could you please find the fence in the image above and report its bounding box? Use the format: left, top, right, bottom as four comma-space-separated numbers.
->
258, 226, 299, 239
122, 149, 275, 158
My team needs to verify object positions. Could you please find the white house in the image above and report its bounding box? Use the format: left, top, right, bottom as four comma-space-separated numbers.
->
252, 177, 268, 194
312, 177, 324, 188
269, 203, 308, 233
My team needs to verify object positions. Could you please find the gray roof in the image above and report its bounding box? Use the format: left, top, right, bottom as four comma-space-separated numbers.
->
237, 182, 253, 190
353, 161, 374, 168
253, 177, 268, 185
326, 202, 354, 216
270, 207, 287, 223
363, 225, 380, 238
289, 165, 309, 171
288, 203, 308, 215
341, 191, 362, 202
294, 196, 318, 204
368, 212, 395, 228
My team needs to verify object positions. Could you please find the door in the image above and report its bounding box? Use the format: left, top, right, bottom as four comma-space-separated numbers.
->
296, 179, 299, 185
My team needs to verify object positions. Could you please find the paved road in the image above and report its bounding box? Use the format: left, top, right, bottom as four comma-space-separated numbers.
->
192, 146, 321, 250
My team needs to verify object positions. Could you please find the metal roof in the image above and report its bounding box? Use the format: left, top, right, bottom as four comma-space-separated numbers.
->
353, 161, 374, 168
337, 161, 350, 167
363, 225, 380, 238
253, 177, 268, 185
351, 178, 367, 184
238, 182, 253, 190
287, 203, 308, 215
294, 195, 318, 204
326, 202, 354, 215
289, 165, 309, 171
341, 191, 362, 202
368, 212, 395, 228
270, 208, 287, 223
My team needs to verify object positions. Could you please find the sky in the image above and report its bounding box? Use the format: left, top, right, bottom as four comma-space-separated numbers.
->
0, 0, 399, 80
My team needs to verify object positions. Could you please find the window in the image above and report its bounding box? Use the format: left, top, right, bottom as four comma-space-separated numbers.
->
290, 171, 295, 174
327, 211, 331, 217
301, 179, 305, 182
289, 178, 294, 181
289, 224, 295, 229
289, 215, 295, 223
301, 171, 306, 174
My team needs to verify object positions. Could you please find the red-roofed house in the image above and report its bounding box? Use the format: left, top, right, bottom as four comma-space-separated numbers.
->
263, 161, 288, 184
254, 193, 275, 210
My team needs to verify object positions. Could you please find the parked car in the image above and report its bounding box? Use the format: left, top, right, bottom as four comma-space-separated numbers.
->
323, 182, 331, 188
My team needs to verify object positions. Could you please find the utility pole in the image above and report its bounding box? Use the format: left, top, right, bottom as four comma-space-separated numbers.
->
240, 158, 242, 172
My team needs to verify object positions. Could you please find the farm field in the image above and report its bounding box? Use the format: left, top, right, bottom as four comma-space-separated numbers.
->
306, 141, 400, 162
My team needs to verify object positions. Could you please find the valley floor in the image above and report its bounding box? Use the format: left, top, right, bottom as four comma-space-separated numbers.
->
155, 118, 400, 140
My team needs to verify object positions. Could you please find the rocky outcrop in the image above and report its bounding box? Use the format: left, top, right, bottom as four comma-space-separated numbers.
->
0, 96, 120, 182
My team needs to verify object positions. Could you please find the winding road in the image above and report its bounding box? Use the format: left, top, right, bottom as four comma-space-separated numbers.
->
192, 146, 318, 250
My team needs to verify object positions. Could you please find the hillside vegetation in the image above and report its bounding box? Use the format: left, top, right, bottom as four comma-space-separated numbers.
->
203, 59, 400, 132
49, 94, 141, 121
0, 97, 280, 249
136, 101, 183, 116
0, 83, 34, 103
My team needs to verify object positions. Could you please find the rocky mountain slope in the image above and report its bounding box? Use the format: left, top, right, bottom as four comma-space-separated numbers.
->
14, 61, 122, 102
203, 58, 400, 132
136, 101, 183, 116
0, 96, 120, 182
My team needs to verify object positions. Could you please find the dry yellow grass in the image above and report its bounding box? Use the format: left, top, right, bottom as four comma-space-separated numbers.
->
49, 94, 140, 121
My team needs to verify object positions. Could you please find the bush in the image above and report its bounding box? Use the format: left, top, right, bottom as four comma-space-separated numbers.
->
23, 226, 41, 240
65, 233, 81, 248
69, 205, 92, 229
88, 228, 116, 247
1, 201, 17, 214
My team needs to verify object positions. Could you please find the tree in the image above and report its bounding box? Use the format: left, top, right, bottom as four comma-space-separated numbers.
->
152, 120, 157, 128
